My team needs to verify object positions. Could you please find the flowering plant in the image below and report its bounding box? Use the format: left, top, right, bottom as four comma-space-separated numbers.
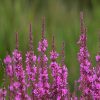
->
0, 13, 100, 100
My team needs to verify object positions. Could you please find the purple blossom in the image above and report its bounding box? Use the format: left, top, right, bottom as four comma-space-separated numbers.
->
37, 54, 48, 63
35, 53, 50, 99
49, 46, 59, 99
12, 49, 27, 99
0, 88, 7, 100
49, 38, 69, 99
78, 12, 93, 99
50, 50, 59, 60
56, 42, 69, 99
90, 54, 100, 99
38, 39, 48, 52
12, 49, 25, 82
34, 67, 50, 98
26, 51, 37, 82
1, 14, 100, 100
56, 66, 68, 99
26, 51, 37, 63
4, 55, 13, 77
4, 55, 12, 64
9, 82, 20, 91
15, 94, 21, 100
96, 55, 100, 62
34, 18, 50, 99
25, 51, 37, 99
4, 55, 15, 99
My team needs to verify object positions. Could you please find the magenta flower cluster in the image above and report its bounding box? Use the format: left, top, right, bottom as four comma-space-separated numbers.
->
0, 14, 100, 100
77, 12, 100, 100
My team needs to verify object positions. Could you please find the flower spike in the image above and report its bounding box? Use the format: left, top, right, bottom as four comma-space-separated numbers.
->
80, 12, 85, 34
2, 14, 99, 100
61, 42, 65, 66
98, 32, 100, 53
78, 12, 87, 45
16, 32, 19, 49
41, 16, 45, 39
95, 33, 100, 63
29, 23, 33, 51
78, 12, 92, 99
52, 35, 55, 51
50, 35, 59, 61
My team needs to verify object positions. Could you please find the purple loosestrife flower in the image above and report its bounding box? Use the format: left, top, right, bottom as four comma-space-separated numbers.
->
12, 49, 25, 84
2, 14, 100, 99
12, 32, 28, 99
56, 67, 67, 100
96, 55, 100, 62
0, 88, 7, 100
4, 55, 15, 99
26, 51, 37, 82
34, 17, 50, 99
52, 42, 69, 100
58, 42, 69, 100
34, 66, 49, 98
37, 17, 48, 53
78, 12, 92, 99
25, 24, 37, 99
9, 81, 20, 92
91, 68, 100, 100
90, 53, 100, 99
4, 55, 13, 77
49, 36, 61, 99
96, 53, 100, 78
37, 54, 48, 63
38, 38, 48, 52
50, 50, 59, 60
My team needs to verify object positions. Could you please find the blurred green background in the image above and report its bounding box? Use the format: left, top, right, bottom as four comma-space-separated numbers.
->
0, 0, 100, 92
